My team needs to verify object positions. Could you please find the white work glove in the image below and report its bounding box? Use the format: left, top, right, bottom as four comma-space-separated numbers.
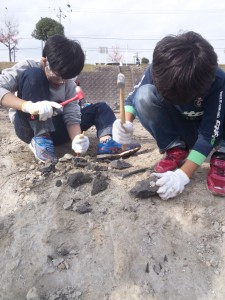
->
72, 134, 89, 154
152, 169, 190, 200
21, 101, 63, 121
112, 119, 134, 144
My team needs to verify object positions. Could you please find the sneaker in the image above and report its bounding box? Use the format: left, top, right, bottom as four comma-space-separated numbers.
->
29, 135, 55, 163
207, 152, 225, 196
97, 138, 141, 159
154, 147, 189, 173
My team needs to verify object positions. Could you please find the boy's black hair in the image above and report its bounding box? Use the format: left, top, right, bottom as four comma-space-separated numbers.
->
152, 31, 218, 104
42, 34, 85, 79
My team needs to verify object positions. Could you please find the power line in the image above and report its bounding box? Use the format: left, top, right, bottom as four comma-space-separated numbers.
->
11, 35, 225, 42
3, 6, 225, 15
67, 8, 225, 15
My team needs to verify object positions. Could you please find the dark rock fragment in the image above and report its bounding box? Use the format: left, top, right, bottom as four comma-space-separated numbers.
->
40, 160, 57, 174
145, 262, 150, 273
73, 157, 88, 168
110, 159, 132, 169
88, 164, 108, 171
93, 165, 108, 171
91, 174, 109, 195
55, 179, 62, 187
67, 172, 92, 188
75, 205, 92, 214
130, 176, 158, 198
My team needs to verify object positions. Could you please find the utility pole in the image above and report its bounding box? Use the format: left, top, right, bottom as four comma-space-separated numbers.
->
49, 4, 72, 24
57, 7, 64, 24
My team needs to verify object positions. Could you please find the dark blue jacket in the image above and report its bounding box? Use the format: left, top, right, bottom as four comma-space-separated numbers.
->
125, 65, 225, 163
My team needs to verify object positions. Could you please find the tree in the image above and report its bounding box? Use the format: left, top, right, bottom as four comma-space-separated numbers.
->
141, 57, 149, 64
108, 45, 123, 63
31, 17, 64, 42
0, 18, 19, 62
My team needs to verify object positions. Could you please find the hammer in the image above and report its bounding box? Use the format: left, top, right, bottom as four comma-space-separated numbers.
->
117, 73, 126, 150
30, 90, 85, 119
117, 73, 125, 124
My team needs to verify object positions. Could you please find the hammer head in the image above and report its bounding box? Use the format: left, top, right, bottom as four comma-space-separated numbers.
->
117, 73, 125, 89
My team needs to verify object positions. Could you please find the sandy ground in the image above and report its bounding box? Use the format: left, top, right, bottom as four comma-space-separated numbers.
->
1, 107, 225, 300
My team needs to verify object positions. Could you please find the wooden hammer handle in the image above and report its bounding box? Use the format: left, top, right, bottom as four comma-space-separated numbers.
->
120, 88, 125, 124
119, 88, 126, 150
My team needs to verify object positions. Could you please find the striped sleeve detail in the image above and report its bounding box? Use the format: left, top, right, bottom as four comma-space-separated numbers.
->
187, 150, 206, 166
125, 105, 136, 117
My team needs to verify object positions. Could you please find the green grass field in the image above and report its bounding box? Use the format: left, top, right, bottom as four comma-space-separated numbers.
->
0, 62, 97, 72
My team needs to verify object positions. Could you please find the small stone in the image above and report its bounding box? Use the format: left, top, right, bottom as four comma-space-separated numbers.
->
70, 249, 79, 255
52, 257, 64, 267
55, 179, 62, 187
153, 263, 162, 275
91, 174, 109, 195
40, 161, 57, 174
145, 262, 150, 273
130, 177, 158, 198
57, 262, 66, 270
59, 153, 74, 162
88, 164, 108, 171
26, 287, 40, 300
110, 159, 132, 169
213, 221, 220, 232
205, 261, 211, 267
73, 157, 88, 168
63, 199, 74, 210
63, 260, 70, 269
57, 248, 69, 256
214, 269, 220, 275
67, 172, 92, 188
76, 291, 82, 297
74, 191, 85, 200
75, 205, 92, 214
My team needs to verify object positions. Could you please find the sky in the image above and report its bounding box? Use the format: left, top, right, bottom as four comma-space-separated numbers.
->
1, 0, 225, 65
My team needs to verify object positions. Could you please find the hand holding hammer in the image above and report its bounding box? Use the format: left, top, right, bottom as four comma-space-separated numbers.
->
112, 73, 134, 146
117, 73, 126, 150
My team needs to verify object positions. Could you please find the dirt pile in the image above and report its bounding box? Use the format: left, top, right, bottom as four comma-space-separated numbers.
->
0, 107, 225, 300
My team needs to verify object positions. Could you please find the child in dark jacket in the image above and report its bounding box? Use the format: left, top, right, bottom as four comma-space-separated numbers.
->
113, 31, 225, 198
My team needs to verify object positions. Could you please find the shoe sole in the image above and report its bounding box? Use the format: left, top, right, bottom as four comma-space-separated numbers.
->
29, 142, 46, 163
97, 146, 141, 159
206, 185, 225, 196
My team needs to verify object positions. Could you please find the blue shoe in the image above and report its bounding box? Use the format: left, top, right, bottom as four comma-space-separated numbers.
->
29, 135, 55, 163
97, 138, 141, 159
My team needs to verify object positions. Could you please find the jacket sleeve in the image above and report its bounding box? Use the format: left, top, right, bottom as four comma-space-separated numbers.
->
188, 73, 225, 165
0, 60, 37, 104
62, 80, 81, 126
124, 65, 153, 117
